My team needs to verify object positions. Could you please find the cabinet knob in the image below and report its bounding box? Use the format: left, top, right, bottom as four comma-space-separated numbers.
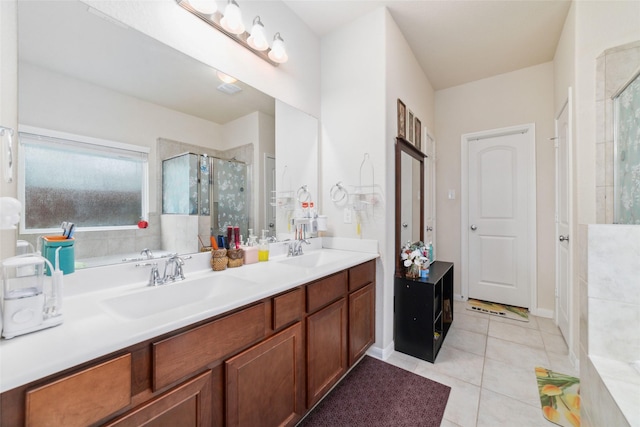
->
470, 224, 478, 231
402, 223, 408, 228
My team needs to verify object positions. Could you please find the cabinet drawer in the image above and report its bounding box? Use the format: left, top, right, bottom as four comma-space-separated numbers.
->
153, 303, 265, 391
273, 288, 303, 331
348, 260, 375, 292
306, 272, 347, 313
104, 371, 212, 427
26, 353, 131, 427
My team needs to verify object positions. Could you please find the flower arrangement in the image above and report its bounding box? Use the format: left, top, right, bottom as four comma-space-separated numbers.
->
400, 241, 429, 278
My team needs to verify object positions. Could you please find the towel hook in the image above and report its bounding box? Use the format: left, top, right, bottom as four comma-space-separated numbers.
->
330, 181, 348, 203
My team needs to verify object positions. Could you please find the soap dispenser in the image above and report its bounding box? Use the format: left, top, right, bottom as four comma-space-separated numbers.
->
258, 230, 269, 262
242, 229, 259, 265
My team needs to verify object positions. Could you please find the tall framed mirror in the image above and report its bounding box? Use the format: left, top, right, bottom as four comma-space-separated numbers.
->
395, 138, 426, 276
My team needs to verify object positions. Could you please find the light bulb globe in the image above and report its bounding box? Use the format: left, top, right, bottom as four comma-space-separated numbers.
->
221, 0, 245, 34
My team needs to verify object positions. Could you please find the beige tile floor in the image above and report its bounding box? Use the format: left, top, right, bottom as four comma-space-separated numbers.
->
386, 301, 580, 427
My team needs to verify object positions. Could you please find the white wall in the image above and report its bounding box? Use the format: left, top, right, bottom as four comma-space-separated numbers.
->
321, 7, 435, 356
435, 62, 556, 314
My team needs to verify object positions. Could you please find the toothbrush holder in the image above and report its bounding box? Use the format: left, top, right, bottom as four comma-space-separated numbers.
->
42, 236, 75, 275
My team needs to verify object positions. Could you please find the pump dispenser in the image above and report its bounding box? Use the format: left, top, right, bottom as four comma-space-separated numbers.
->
242, 229, 259, 264
258, 230, 269, 262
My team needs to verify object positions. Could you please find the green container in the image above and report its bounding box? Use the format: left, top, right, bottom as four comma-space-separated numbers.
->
42, 236, 75, 275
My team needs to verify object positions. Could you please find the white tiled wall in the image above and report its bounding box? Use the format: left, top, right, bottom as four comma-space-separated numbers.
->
581, 224, 640, 427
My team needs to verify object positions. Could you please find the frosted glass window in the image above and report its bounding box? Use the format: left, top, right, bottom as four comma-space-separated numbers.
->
20, 131, 148, 231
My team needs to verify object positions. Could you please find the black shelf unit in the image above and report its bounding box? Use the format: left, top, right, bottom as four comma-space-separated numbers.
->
394, 261, 454, 363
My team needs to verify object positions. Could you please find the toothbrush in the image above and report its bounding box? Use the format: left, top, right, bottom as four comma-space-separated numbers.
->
67, 223, 75, 239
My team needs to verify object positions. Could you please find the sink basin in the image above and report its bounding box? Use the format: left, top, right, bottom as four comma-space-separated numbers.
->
100, 275, 257, 320
277, 251, 344, 269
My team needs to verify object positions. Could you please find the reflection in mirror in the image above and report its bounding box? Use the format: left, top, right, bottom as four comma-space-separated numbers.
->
395, 138, 425, 275
15, 0, 287, 268
274, 101, 319, 239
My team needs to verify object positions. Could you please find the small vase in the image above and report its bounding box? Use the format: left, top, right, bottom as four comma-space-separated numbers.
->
406, 263, 420, 279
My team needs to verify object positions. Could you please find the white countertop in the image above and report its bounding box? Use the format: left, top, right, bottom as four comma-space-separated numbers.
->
0, 240, 378, 393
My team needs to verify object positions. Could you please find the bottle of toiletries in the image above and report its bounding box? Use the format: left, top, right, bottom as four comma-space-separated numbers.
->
428, 241, 434, 264
226, 226, 233, 249
242, 229, 259, 264
258, 230, 269, 262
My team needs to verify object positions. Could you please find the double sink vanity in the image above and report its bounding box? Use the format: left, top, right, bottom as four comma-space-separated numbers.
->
0, 242, 378, 426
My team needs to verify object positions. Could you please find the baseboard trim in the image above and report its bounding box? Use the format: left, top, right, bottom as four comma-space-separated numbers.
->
367, 341, 394, 361
532, 308, 554, 319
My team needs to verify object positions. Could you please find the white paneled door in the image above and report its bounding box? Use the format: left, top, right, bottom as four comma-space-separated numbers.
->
465, 126, 535, 308
555, 91, 572, 343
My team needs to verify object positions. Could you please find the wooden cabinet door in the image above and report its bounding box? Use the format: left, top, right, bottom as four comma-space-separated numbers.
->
26, 354, 132, 427
306, 298, 347, 408
348, 283, 375, 366
226, 323, 304, 427
104, 371, 212, 427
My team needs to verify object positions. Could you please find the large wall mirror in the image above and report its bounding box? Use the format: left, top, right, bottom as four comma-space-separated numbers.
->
15, 0, 318, 268
395, 138, 425, 275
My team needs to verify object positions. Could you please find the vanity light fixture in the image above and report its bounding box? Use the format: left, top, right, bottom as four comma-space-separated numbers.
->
247, 16, 268, 51
220, 0, 245, 35
268, 33, 288, 64
188, 0, 217, 15
179, 0, 288, 66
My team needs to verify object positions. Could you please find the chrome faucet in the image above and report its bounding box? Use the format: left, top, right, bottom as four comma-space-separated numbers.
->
137, 254, 190, 286
288, 239, 310, 257
137, 262, 164, 286
163, 254, 185, 283
140, 248, 154, 259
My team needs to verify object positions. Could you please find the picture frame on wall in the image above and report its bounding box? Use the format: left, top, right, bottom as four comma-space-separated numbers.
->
408, 110, 414, 143
397, 99, 406, 139
415, 118, 422, 150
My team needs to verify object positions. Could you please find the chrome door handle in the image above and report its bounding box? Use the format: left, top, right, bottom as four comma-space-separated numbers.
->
559, 235, 569, 242
426, 226, 433, 231
470, 225, 477, 231
402, 223, 408, 228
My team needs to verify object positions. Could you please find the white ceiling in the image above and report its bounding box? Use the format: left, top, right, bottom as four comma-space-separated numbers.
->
283, 0, 572, 90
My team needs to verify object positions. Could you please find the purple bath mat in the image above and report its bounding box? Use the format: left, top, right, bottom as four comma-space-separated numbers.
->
298, 356, 451, 427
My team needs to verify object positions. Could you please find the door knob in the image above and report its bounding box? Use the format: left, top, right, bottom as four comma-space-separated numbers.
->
470, 225, 477, 231
269, 223, 274, 228
426, 226, 433, 231
559, 235, 569, 242
402, 223, 408, 228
